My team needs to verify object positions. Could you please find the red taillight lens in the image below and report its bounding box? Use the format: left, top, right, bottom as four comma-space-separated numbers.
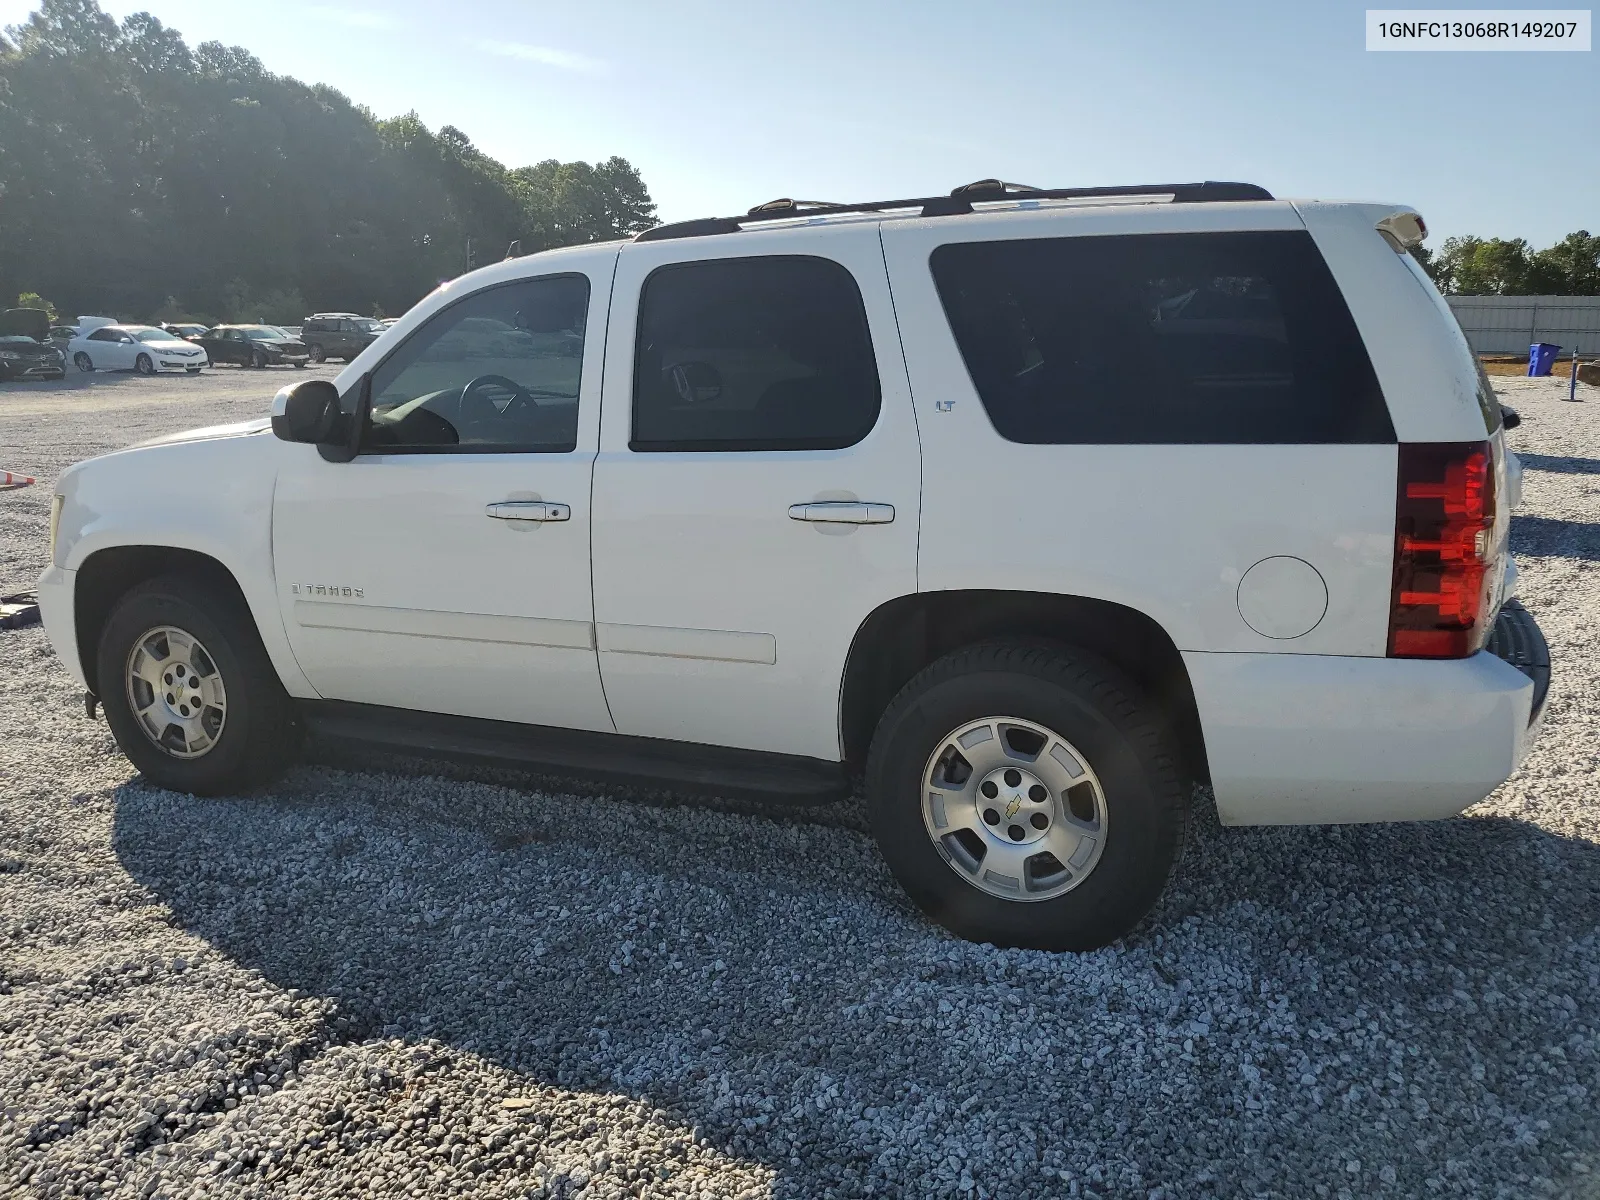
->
1389, 441, 1496, 658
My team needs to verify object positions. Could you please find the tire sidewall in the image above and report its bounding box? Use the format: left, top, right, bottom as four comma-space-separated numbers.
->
75, 352, 93, 372
869, 662, 1179, 951
98, 584, 272, 794
136, 353, 153, 375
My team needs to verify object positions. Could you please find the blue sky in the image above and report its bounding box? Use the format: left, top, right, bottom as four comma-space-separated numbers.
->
4, 0, 1594, 245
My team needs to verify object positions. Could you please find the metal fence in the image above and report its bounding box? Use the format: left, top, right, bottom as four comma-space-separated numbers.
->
1446, 295, 1600, 356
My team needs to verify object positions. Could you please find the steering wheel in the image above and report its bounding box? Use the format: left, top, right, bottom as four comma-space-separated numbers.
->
459, 374, 538, 425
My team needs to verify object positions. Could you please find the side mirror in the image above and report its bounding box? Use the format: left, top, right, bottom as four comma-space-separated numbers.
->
271, 379, 343, 444
1501, 404, 1521, 430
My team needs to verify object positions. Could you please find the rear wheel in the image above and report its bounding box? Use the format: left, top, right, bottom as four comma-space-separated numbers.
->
74, 352, 93, 372
307, 344, 326, 363
97, 573, 301, 794
865, 642, 1187, 951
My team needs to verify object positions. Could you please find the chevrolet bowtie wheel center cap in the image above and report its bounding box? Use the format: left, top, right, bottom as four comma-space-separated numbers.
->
976, 765, 1053, 846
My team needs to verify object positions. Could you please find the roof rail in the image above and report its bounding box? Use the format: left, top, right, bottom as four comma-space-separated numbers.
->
635, 179, 1273, 243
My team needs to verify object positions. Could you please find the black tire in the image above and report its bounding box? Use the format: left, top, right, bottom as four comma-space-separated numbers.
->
865, 641, 1187, 951
97, 572, 301, 795
307, 344, 326, 363
135, 353, 154, 375
75, 352, 94, 373
251, 349, 267, 368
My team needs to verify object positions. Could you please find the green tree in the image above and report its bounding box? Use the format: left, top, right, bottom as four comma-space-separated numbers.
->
15, 290, 58, 319
0, 0, 657, 320
1417, 231, 1599, 296
1527, 230, 1600, 295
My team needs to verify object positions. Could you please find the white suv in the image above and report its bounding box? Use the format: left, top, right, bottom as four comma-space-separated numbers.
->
37, 179, 1550, 950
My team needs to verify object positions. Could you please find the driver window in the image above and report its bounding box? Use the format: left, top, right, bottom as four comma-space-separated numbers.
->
362, 275, 588, 454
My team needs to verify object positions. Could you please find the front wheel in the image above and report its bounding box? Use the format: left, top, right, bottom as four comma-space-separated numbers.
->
75, 352, 94, 372
135, 353, 155, 375
97, 573, 301, 794
865, 642, 1188, 951
251, 349, 267, 368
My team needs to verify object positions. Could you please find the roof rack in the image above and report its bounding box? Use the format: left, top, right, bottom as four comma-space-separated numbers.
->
635, 178, 1273, 243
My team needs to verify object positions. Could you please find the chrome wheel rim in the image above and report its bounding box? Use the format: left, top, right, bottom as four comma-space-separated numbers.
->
136, 354, 153, 375
124, 625, 228, 759
75, 353, 92, 372
921, 716, 1108, 902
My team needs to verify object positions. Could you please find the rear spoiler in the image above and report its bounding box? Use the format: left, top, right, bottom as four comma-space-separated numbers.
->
1376, 211, 1427, 251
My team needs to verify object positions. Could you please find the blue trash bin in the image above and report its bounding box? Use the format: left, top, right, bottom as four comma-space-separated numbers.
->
1529, 342, 1562, 376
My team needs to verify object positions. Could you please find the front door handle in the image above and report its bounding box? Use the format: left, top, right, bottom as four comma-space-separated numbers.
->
486, 500, 570, 522
788, 501, 895, 525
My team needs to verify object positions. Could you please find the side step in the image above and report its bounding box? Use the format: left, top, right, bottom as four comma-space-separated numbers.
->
298, 700, 852, 804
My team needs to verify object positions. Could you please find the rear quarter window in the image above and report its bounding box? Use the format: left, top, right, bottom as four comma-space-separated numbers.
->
930, 230, 1395, 445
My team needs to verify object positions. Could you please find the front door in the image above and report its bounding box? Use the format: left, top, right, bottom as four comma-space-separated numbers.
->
591, 223, 921, 761
272, 261, 616, 732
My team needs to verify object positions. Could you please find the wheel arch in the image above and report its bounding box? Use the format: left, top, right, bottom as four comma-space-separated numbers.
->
839, 590, 1209, 785
74, 546, 253, 697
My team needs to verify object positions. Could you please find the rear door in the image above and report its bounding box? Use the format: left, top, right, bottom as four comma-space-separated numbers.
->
880, 205, 1401, 657
590, 223, 921, 761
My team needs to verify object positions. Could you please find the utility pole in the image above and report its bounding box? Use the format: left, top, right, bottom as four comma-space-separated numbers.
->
465, 235, 475, 273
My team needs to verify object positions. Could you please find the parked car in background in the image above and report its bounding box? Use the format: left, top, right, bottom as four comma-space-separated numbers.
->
162, 323, 209, 341
195, 324, 311, 368
0, 308, 67, 381
68, 324, 208, 374
48, 325, 79, 358
299, 313, 383, 362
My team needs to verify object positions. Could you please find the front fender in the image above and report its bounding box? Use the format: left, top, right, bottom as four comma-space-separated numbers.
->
56, 434, 317, 698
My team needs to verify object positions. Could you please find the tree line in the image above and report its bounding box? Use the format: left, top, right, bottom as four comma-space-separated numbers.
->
0, 0, 658, 325
1412, 231, 1599, 296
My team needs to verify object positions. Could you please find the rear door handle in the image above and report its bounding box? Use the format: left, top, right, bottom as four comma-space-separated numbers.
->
788, 501, 895, 524
486, 501, 570, 522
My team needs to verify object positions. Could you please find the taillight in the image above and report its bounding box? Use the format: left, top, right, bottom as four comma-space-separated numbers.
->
1389, 441, 1496, 658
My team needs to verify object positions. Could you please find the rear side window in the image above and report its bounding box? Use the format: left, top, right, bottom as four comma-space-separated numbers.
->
930, 230, 1394, 444
631, 255, 881, 452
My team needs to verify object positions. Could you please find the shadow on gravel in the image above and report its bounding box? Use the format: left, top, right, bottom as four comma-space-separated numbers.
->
1512, 515, 1600, 562
1518, 453, 1600, 476
112, 764, 1600, 1198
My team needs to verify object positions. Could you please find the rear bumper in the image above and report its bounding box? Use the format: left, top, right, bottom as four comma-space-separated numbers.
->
37, 564, 85, 689
1187, 606, 1549, 825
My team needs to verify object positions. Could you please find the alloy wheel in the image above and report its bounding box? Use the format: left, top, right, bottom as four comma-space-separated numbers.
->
921, 715, 1108, 901
124, 625, 228, 759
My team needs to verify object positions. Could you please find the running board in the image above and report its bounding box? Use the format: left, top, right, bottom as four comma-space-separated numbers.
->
298, 700, 852, 804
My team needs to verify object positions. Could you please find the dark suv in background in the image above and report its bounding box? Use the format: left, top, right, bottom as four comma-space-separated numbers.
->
0, 307, 67, 381
299, 313, 383, 362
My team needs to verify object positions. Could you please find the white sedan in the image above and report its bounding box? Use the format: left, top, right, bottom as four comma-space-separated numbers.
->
68, 325, 208, 375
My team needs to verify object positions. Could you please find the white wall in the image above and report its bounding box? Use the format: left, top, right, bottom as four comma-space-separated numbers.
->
1447, 295, 1600, 356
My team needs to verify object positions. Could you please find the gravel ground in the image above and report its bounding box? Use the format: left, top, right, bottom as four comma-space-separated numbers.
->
2, 370, 1598, 1200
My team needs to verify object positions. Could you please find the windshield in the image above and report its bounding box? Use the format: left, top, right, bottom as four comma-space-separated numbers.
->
236, 326, 285, 339
133, 327, 178, 343
354, 318, 382, 332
